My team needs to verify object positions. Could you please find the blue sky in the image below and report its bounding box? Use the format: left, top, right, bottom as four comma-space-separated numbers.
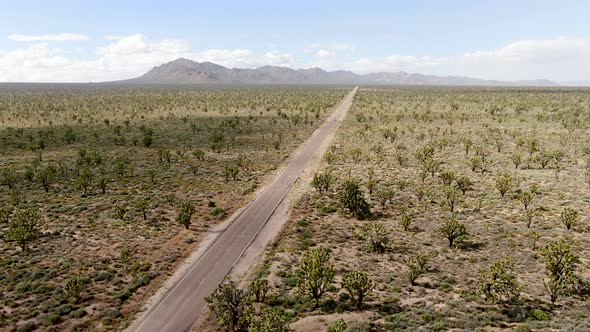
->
1, 0, 590, 82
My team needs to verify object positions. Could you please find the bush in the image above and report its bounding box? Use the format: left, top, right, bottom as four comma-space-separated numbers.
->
210, 207, 225, 217
528, 308, 550, 321
327, 319, 347, 332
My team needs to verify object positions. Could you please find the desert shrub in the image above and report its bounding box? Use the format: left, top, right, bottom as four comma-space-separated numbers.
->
342, 271, 375, 309
438, 216, 468, 247
211, 207, 225, 217
399, 213, 413, 231
337, 179, 371, 219
327, 319, 347, 332
495, 173, 514, 197
249, 307, 291, 332
193, 149, 205, 161
296, 246, 334, 307
560, 207, 578, 230
477, 259, 521, 303
360, 222, 389, 253
63, 276, 87, 304
528, 308, 550, 321
542, 240, 580, 304
205, 276, 254, 332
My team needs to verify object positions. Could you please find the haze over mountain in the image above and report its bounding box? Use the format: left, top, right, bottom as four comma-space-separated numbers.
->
124, 58, 559, 86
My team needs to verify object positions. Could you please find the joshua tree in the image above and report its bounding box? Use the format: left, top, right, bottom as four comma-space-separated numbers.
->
439, 170, 455, 186
311, 172, 333, 194
98, 176, 108, 194
135, 197, 149, 220
443, 185, 459, 212
438, 216, 468, 247
63, 276, 86, 304
495, 173, 514, 197
406, 254, 429, 285
477, 259, 521, 303
542, 240, 580, 304
37, 165, 57, 192
511, 153, 522, 169
337, 179, 371, 219
519, 190, 536, 210
248, 279, 268, 303
6, 206, 42, 252
296, 246, 334, 308
176, 200, 196, 229
205, 276, 254, 332
455, 175, 473, 195
1, 167, 17, 189
373, 184, 395, 208
342, 271, 375, 309
360, 222, 390, 253
399, 213, 414, 231
560, 207, 579, 230
223, 164, 239, 181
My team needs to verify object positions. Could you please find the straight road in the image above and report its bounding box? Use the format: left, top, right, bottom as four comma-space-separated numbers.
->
127, 87, 357, 332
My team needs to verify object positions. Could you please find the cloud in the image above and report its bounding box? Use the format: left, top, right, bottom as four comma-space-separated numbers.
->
2, 35, 590, 82
8, 33, 90, 42
0, 34, 297, 82
306, 42, 356, 57
315, 49, 336, 57
342, 37, 590, 81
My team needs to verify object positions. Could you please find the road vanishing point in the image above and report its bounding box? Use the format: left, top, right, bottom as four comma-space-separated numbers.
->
127, 86, 357, 332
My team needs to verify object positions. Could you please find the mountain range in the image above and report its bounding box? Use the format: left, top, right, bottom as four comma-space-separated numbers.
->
123, 58, 559, 86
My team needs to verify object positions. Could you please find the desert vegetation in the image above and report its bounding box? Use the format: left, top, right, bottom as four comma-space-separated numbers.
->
0, 85, 347, 331
209, 87, 590, 331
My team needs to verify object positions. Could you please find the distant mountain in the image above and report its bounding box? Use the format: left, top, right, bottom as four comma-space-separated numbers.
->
124, 58, 559, 86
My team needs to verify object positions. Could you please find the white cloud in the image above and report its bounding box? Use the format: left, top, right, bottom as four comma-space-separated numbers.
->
104, 35, 125, 41
2, 35, 590, 82
306, 42, 356, 57
342, 37, 590, 81
8, 33, 90, 42
0, 34, 297, 82
262, 51, 296, 67
315, 49, 336, 57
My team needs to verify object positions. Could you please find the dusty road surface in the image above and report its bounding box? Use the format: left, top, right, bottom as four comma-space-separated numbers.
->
127, 87, 357, 332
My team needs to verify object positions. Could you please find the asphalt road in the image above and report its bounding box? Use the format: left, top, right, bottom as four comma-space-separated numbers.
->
127, 87, 357, 332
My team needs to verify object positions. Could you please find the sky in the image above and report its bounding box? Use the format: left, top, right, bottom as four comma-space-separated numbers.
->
1, 0, 590, 83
